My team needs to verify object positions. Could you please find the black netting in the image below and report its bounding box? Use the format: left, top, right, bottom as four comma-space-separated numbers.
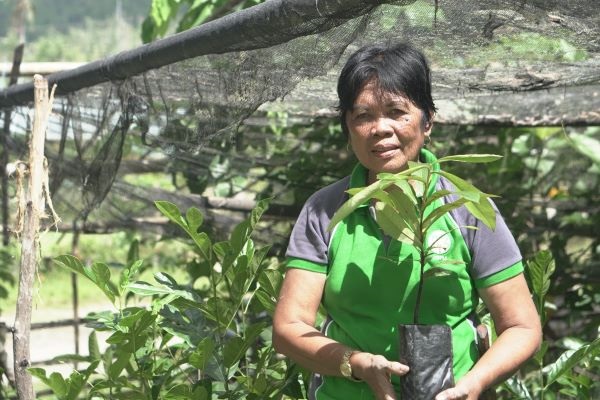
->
0, 0, 598, 235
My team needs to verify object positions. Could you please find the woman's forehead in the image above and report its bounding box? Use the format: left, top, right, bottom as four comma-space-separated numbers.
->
354, 84, 411, 105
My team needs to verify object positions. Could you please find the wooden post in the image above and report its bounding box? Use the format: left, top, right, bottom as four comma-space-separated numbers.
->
0, 44, 25, 396
13, 74, 53, 400
70, 221, 81, 369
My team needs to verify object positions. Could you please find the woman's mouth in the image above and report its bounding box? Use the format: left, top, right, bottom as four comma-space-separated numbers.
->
372, 145, 400, 158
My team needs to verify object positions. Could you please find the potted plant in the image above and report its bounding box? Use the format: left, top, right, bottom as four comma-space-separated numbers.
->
327, 154, 500, 399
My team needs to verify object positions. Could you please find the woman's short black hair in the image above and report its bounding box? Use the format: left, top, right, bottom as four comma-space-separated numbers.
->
337, 42, 436, 136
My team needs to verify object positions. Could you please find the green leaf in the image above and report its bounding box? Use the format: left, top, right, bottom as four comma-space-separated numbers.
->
189, 337, 215, 370
544, 338, 600, 388
127, 281, 173, 296
453, 190, 482, 203
410, 162, 430, 197
54, 255, 117, 304
89, 331, 101, 362
436, 169, 498, 231
503, 376, 533, 400
178, 2, 213, 31
214, 181, 231, 197
423, 189, 453, 208
49, 372, 68, 397
186, 207, 204, 232
127, 239, 139, 265
374, 201, 418, 246
29, 368, 67, 398
254, 289, 277, 315
199, 298, 234, 330
393, 179, 418, 205
464, 196, 497, 231
229, 261, 250, 301
209, 155, 230, 179
126, 282, 195, 306
54, 254, 87, 276
527, 250, 555, 324
223, 336, 245, 368
193, 232, 212, 260
230, 221, 251, 256
91, 262, 116, 299
119, 259, 144, 296
250, 198, 271, 228
249, 244, 271, 275
568, 133, 600, 165
327, 179, 393, 231
222, 322, 266, 368
258, 269, 283, 298
534, 341, 549, 365
422, 198, 467, 233
435, 170, 484, 197
155, 201, 186, 228
52, 354, 91, 363
150, 0, 177, 25
371, 189, 394, 206
437, 154, 502, 164
108, 351, 131, 380
387, 187, 418, 227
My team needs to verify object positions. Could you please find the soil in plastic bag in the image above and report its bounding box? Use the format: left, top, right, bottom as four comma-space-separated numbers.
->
398, 324, 454, 400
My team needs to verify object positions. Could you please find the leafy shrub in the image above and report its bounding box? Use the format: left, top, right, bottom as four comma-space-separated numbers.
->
42, 199, 304, 399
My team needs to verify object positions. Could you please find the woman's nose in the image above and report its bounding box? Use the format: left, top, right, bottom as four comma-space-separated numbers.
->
371, 117, 394, 136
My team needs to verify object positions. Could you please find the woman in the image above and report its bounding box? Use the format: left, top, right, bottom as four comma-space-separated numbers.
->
272, 42, 541, 400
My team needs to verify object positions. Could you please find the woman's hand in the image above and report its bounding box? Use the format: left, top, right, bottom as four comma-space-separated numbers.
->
433, 378, 482, 400
351, 352, 409, 400
435, 273, 542, 400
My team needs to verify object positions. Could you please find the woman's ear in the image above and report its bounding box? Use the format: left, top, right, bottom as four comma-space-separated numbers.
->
424, 120, 433, 136
421, 110, 434, 134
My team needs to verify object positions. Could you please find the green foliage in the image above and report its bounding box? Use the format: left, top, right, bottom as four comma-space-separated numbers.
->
477, 251, 600, 400
142, 0, 265, 43
470, 32, 588, 64
0, 0, 148, 39
527, 250, 555, 326
47, 200, 301, 399
29, 361, 99, 400
402, 0, 446, 28
0, 4, 144, 64
431, 125, 599, 398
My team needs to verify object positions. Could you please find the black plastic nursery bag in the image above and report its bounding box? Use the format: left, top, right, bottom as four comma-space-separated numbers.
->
398, 324, 454, 400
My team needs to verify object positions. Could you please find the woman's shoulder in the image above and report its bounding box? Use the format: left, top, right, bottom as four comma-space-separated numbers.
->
302, 175, 352, 217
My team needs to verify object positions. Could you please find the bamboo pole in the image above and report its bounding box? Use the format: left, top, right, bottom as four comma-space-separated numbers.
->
13, 74, 54, 400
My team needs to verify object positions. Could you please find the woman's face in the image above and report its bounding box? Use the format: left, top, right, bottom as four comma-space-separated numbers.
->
346, 80, 432, 184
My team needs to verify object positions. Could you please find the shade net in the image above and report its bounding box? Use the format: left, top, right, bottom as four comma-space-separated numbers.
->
0, 0, 598, 242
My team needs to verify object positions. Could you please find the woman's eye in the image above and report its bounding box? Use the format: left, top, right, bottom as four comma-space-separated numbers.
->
389, 109, 405, 118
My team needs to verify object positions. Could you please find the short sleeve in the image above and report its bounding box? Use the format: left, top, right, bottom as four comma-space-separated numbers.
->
286, 202, 329, 274
285, 176, 350, 274
473, 261, 524, 288
467, 199, 523, 283
440, 177, 523, 286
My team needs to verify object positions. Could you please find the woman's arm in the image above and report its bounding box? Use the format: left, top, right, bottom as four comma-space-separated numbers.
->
435, 273, 542, 400
273, 268, 409, 400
